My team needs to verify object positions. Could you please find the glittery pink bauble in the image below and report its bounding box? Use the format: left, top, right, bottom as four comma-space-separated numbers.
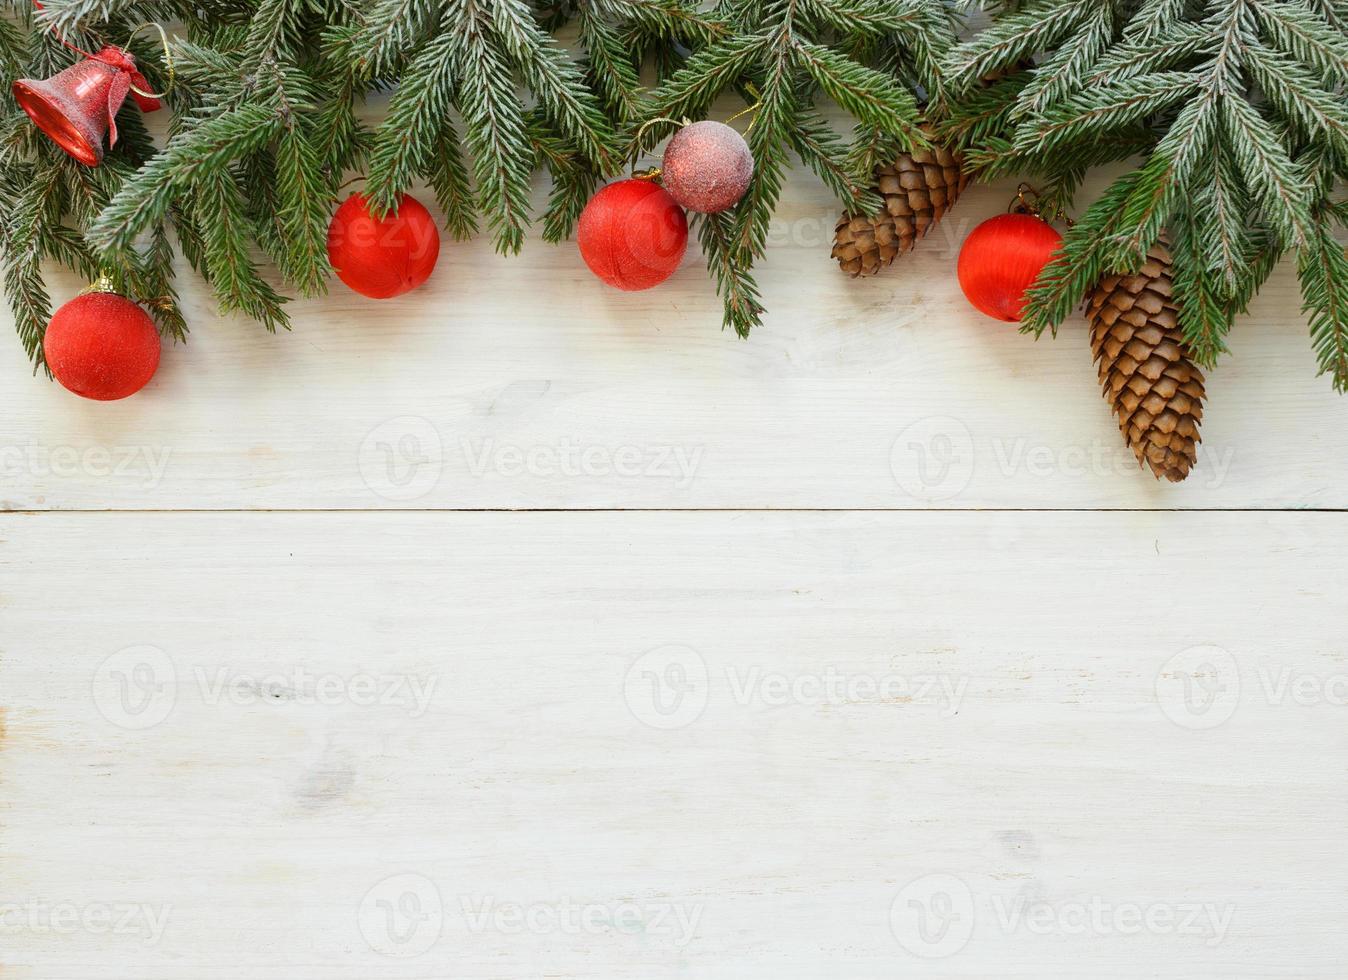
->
661, 120, 754, 214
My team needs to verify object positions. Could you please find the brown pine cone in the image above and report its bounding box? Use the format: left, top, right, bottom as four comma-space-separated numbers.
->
1086, 242, 1205, 483
832, 145, 970, 277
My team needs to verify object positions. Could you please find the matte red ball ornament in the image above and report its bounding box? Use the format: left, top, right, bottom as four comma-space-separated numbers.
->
957, 212, 1063, 322
661, 120, 754, 214
327, 192, 441, 299
43, 290, 161, 401
577, 179, 688, 290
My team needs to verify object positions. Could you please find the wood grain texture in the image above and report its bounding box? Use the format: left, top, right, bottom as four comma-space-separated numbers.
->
1, 511, 1345, 978
1, 172, 1345, 511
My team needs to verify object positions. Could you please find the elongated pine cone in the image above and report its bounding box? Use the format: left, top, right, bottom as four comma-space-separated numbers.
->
832, 145, 970, 277
1086, 242, 1205, 483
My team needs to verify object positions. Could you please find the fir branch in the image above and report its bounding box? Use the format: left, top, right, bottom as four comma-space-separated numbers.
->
1245, 40, 1348, 156
491, 0, 618, 170
946, 0, 1094, 93
1014, 73, 1201, 151
195, 171, 290, 331
531, 113, 601, 242
939, 70, 1032, 150
1021, 170, 1145, 337
1299, 208, 1348, 390
697, 211, 764, 338
354, 0, 440, 75
1120, 0, 1190, 42
794, 40, 925, 147
638, 33, 768, 125
3, 165, 62, 368
1087, 24, 1216, 82
729, 43, 793, 265
1204, 140, 1255, 296
789, 113, 881, 214
424, 124, 480, 241
455, 5, 534, 253
1013, 1, 1115, 115
800, 0, 925, 37
1169, 212, 1234, 366
88, 104, 283, 255
1254, 0, 1348, 79
1219, 93, 1312, 245
365, 30, 458, 215
272, 121, 333, 295
577, 6, 644, 122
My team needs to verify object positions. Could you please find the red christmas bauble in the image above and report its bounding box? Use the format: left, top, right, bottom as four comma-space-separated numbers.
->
577, 179, 688, 290
43, 291, 161, 400
661, 120, 754, 214
957, 213, 1063, 322
327, 192, 441, 299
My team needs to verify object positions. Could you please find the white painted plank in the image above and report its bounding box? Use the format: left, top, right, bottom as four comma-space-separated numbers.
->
2, 511, 1344, 977
1, 172, 1345, 510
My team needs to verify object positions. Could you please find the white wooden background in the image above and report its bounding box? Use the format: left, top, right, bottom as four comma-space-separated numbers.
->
2, 161, 1346, 979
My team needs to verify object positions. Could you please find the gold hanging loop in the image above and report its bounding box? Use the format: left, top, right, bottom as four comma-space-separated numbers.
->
123, 22, 175, 99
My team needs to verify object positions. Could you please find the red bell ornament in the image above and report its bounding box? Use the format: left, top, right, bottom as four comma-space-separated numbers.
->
957, 212, 1064, 322
12, 46, 159, 167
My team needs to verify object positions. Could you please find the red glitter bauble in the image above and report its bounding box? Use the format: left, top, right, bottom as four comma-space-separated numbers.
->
957, 213, 1063, 322
661, 120, 754, 214
577, 179, 688, 290
327, 193, 441, 299
43, 291, 161, 401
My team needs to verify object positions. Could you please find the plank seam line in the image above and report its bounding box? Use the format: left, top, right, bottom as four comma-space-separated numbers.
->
1, 507, 1346, 515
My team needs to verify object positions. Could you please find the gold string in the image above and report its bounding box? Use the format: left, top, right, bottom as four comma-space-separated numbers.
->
629, 115, 682, 176
123, 22, 175, 99
629, 84, 764, 176
724, 83, 762, 134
